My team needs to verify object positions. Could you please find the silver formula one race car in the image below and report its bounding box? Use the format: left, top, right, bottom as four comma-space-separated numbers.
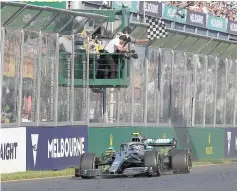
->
75, 132, 192, 179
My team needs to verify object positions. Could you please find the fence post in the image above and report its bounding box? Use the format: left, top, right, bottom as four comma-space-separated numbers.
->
183, 52, 187, 125
36, 31, 42, 126
156, 48, 162, 125
224, 58, 228, 126
131, 58, 135, 127
17, 30, 25, 126
71, 34, 75, 125
203, 55, 208, 127
144, 47, 148, 127
234, 59, 237, 127
86, 36, 90, 126
170, 50, 174, 124
54, 33, 59, 126
0, 27, 5, 122
213, 57, 218, 127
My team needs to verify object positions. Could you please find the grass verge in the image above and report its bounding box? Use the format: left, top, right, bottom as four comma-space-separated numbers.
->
1, 168, 74, 182
1, 159, 237, 182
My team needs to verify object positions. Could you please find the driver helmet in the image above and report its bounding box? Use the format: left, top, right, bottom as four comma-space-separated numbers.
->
130, 145, 136, 150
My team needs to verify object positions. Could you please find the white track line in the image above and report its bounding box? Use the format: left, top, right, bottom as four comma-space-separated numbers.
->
193, 162, 237, 167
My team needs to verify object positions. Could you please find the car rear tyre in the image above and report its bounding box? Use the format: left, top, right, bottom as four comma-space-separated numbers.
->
144, 151, 161, 177
79, 153, 97, 179
171, 149, 192, 174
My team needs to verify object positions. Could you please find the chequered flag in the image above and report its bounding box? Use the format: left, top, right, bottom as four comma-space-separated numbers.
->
146, 16, 168, 40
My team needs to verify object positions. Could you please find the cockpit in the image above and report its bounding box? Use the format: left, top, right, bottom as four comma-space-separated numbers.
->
130, 144, 146, 151
120, 143, 146, 152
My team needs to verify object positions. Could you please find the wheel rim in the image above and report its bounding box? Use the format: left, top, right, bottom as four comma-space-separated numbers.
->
157, 162, 161, 174
92, 156, 98, 169
157, 156, 161, 175
187, 153, 192, 171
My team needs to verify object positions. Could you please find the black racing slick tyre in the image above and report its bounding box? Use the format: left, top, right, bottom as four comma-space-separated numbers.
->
171, 149, 192, 174
144, 151, 161, 177
79, 153, 97, 179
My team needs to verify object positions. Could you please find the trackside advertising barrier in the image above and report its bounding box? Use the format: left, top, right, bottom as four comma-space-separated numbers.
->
0, 127, 26, 174
138, 1, 162, 18
207, 15, 228, 33
122, 1, 237, 35
88, 127, 225, 161
186, 10, 206, 28
26, 126, 88, 170
227, 20, 237, 34
162, 3, 187, 24
225, 128, 237, 158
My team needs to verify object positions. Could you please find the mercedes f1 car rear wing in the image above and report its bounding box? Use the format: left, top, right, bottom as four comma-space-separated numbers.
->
145, 138, 177, 148
131, 132, 177, 148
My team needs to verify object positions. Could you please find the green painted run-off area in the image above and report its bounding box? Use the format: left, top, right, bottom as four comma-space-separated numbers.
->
88, 127, 224, 161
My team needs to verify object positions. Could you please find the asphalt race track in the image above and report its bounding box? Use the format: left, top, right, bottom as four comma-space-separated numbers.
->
2, 164, 237, 191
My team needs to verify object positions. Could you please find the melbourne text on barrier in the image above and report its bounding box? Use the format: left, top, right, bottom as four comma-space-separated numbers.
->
48, 137, 85, 158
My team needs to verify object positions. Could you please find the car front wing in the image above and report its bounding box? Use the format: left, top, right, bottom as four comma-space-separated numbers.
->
75, 167, 154, 178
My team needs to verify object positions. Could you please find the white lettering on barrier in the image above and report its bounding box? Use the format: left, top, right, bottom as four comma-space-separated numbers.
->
211, 19, 223, 28
190, 13, 203, 24
0, 143, 18, 160
167, 8, 176, 18
0, 127, 26, 174
230, 23, 237, 32
144, 2, 159, 14
48, 138, 85, 158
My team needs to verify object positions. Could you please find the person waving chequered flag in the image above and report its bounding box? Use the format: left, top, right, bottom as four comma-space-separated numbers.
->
146, 16, 168, 40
